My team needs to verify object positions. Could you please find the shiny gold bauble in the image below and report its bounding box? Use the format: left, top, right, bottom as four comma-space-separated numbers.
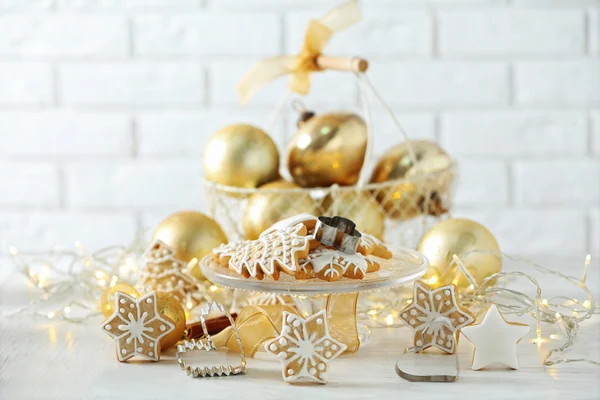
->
287, 113, 368, 188
370, 140, 453, 220
418, 218, 501, 288
152, 211, 228, 279
99, 283, 140, 317
156, 292, 187, 350
243, 180, 318, 240
322, 192, 385, 239
203, 124, 280, 188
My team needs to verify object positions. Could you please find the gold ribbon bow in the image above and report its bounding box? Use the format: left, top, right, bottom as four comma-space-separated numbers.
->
211, 293, 360, 356
237, 0, 362, 105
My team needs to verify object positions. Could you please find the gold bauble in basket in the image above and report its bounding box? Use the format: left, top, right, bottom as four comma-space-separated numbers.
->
370, 140, 452, 220
204, 124, 280, 188
322, 192, 385, 239
152, 211, 227, 280
243, 180, 319, 240
287, 112, 367, 188
418, 218, 501, 288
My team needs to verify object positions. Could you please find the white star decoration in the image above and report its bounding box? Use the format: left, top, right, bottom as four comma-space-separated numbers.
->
101, 291, 175, 362
461, 304, 530, 370
399, 280, 474, 353
264, 310, 346, 384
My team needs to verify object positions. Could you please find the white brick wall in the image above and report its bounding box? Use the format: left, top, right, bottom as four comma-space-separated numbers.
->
0, 0, 598, 259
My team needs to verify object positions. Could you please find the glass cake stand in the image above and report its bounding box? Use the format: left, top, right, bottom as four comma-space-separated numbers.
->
200, 248, 428, 351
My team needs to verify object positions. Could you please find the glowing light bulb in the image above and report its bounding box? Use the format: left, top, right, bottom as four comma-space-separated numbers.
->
541, 299, 548, 306
385, 314, 394, 325
186, 302, 193, 310
209, 285, 218, 292
63, 306, 71, 314
47, 312, 55, 319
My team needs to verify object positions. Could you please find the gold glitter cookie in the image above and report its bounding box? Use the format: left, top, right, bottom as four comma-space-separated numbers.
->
101, 291, 175, 362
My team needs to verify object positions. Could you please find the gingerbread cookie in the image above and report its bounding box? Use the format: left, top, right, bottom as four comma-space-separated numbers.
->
399, 280, 475, 354
212, 222, 311, 280
264, 310, 346, 384
297, 246, 381, 282
139, 240, 207, 309
101, 291, 175, 362
357, 233, 392, 259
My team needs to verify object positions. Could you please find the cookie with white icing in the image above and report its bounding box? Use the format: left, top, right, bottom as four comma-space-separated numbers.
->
212, 223, 311, 280
298, 246, 381, 282
357, 233, 392, 259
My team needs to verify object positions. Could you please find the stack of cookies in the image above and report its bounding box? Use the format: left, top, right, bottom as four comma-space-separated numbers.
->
211, 214, 392, 282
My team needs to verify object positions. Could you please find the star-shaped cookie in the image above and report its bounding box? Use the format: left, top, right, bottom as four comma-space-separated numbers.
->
461, 304, 530, 370
101, 291, 175, 362
399, 280, 474, 353
264, 310, 346, 384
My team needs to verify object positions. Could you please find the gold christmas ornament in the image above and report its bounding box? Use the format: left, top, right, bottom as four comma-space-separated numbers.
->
99, 283, 139, 317
287, 112, 368, 188
152, 210, 227, 280
370, 140, 452, 220
203, 124, 280, 189
322, 192, 385, 239
243, 180, 318, 240
156, 292, 187, 350
417, 218, 501, 288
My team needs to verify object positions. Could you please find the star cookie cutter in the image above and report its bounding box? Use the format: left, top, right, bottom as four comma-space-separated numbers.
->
314, 216, 362, 254
176, 302, 246, 378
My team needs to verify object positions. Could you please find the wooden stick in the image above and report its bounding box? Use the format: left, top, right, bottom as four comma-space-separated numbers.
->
316, 55, 369, 73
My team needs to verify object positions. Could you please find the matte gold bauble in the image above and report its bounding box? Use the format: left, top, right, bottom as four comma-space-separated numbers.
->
322, 192, 385, 239
203, 124, 280, 188
370, 140, 453, 220
417, 218, 501, 288
287, 112, 368, 188
152, 211, 228, 279
99, 283, 140, 317
243, 180, 318, 240
156, 292, 186, 350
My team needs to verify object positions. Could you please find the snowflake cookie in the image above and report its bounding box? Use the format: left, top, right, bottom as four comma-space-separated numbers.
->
399, 280, 475, 354
296, 246, 381, 281
101, 291, 175, 362
264, 310, 346, 384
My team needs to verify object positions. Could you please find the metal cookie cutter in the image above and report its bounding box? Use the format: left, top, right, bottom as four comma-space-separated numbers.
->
314, 216, 362, 254
176, 302, 246, 378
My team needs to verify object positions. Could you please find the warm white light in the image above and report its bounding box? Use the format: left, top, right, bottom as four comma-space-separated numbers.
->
385, 314, 394, 325
63, 306, 71, 314
186, 302, 193, 309
209, 285, 218, 292
47, 312, 55, 319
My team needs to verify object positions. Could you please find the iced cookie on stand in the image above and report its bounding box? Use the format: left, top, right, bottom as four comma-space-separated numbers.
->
212, 219, 313, 280
211, 213, 393, 282
296, 247, 381, 281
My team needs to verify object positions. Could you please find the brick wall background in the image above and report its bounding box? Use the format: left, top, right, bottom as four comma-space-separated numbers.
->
0, 0, 598, 260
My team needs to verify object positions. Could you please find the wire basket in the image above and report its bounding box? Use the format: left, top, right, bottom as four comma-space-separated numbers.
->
205, 161, 456, 250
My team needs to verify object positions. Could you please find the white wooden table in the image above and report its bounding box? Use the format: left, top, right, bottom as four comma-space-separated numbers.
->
1, 257, 599, 400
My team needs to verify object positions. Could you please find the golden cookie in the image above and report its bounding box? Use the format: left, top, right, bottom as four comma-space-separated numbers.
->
299, 246, 381, 282
213, 223, 311, 280
357, 233, 392, 259
139, 240, 207, 309
101, 291, 175, 362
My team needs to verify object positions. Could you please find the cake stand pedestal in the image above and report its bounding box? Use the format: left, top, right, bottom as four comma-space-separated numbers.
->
200, 248, 428, 352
